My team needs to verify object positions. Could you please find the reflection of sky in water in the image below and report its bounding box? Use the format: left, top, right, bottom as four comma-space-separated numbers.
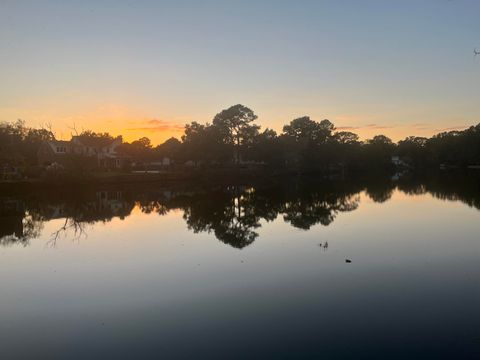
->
0, 188, 479, 359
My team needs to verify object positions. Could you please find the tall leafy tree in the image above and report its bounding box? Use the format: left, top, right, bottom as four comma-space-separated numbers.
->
282, 117, 334, 144
212, 104, 259, 163
181, 121, 230, 165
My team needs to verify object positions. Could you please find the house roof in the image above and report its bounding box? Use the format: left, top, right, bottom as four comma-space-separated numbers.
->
45, 140, 72, 152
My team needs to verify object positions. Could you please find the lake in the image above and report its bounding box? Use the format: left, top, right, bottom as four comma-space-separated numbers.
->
0, 174, 479, 359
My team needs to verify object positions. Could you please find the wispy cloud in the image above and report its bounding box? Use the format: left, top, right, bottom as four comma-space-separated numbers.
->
126, 119, 185, 132
336, 123, 395, 131
410, 123, 431, 130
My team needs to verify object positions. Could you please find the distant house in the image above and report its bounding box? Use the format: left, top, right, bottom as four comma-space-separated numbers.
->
391, 156, 406, 167
37, 140, 72, 166
132, 157, 172, 170
38, 136, 127, 169
71, 135, 125, 168
147, 157, 172, 167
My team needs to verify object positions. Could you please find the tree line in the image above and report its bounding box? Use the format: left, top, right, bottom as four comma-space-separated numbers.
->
1, 104, 480, 173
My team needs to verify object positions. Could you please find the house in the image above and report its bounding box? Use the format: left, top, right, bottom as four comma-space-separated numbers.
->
146, 157, 172, 167
38, 136, 127, 169
131, 157, 173, 171
71, 135, 125, 168
391, 156, 406, 167
37, 140, 73, 167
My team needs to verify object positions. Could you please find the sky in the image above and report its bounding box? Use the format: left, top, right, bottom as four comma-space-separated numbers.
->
1, 0, 479, 144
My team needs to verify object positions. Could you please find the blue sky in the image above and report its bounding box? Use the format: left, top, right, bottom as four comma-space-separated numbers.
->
1, 0, 479, 143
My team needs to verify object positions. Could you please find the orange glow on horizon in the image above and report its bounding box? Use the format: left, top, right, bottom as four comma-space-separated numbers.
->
0, 102, 474, 146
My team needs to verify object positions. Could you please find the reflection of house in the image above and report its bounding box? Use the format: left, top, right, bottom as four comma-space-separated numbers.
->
1, 165, 21, 180
0, 199, 25, 240
96, 191, 125, 215
44, 204, 69, 219
38, 136, 127, 169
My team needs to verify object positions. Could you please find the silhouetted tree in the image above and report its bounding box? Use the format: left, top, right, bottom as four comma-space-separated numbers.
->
4, 110, 480, 177
0, 120, 55, 166
155, 137, 181, 162
212, 104, 259, 164
397, 136, 429, 167
281, 117, 336, 171
181, 121, 230, 165
360, 135, 396, 170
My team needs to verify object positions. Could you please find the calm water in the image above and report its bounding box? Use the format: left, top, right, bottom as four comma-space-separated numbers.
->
0, 175, 479, 359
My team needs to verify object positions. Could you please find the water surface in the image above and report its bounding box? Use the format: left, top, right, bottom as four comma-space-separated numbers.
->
0, 175, 479, 359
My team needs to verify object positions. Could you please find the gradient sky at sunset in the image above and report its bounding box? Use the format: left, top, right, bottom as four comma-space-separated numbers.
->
1, 0, 479, 144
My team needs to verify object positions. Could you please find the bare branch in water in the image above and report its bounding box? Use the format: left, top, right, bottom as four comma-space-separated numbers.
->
47, 217, 87, 247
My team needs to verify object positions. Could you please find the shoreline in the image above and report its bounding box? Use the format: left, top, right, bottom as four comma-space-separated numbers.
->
0, 168, 296, 189
1, 167, 477, 191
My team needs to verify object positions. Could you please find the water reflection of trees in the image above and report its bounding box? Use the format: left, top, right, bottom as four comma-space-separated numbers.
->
396, 172, 480, 210
1, 172, 479, 248
364, 177, 396, 203
181, 188, 261, 248
0, 189, 135, 247
176, 181, 362, 247
0, 211, 43, 247
282, 192, 360, 229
